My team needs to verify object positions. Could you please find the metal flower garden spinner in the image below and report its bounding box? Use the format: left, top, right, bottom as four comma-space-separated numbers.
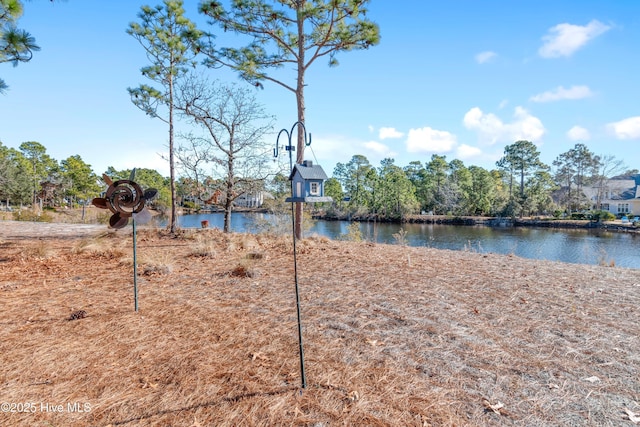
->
92, 169, 157, 312
274, 122, 332, 389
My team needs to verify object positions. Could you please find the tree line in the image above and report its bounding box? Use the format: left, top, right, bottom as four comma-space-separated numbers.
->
324, 141, 632, 220
0, 138, 634, 221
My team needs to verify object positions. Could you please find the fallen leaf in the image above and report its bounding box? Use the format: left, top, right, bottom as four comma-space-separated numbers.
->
483, 399, 506, 415
583, 376, 600, 383
365, 338, 384, 346
347, 390, 360, 402
624, 409, 640, 423
250, 352, 267, 361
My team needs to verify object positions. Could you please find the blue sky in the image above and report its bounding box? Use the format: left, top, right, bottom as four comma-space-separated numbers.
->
2, 1, 640, 178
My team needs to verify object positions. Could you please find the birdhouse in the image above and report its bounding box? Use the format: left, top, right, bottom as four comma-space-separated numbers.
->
286, 160, 333, 203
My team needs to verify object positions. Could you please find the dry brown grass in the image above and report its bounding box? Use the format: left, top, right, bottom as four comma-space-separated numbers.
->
15, 240, 53, 261
1, 222, 640, 426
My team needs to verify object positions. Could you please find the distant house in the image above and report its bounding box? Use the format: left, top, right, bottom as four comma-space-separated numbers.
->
583, 174, 640, 216
286, 160, 332, 203
234, 192, 273, 208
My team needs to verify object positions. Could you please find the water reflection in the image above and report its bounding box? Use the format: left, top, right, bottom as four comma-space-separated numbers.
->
174, 212, 639, 269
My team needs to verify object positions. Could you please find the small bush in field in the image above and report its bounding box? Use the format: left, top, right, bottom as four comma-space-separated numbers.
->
392, 228, 408, 246
96, 211, 112, 224
13, 208, 53, 223
340, 222, 363, 242
190, 234, 217, 258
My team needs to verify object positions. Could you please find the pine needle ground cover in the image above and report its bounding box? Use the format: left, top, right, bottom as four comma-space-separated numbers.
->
1, 221, 639, 426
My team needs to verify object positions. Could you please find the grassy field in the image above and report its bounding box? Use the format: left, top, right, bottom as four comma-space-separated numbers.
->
1, 221, 640, 426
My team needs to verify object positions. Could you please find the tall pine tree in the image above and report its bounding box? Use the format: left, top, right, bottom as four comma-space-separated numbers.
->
199, 0, 380, 237
127, 0, 202, 233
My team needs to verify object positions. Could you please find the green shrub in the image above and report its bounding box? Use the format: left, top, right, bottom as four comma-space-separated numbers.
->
183, 201, 200, 211
590, 210, 616, 222
570, 212, 587, 220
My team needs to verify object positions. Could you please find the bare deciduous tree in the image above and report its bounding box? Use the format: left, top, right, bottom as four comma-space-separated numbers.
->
175, 134, 214, 202
593, 154, 626, 210
176, 77, 274, 232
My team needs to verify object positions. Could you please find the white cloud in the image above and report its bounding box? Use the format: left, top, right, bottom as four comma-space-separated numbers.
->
463, 108, 503, 143
498, 99, 509, 109
530, 85, 593, 102
463, 106, 545, 145
567, 125, 591, 141
475, 51, 497, 64
378, 127, 404, 140
607, 116, 640, 140
406, 127, 457, 153
306, 134, 398, 168
456, 144, 482, 159
363, 140, 397, 157
539, 20, 610, 58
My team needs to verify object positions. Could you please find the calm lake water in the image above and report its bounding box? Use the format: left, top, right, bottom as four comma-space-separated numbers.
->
174, 212, 640, 269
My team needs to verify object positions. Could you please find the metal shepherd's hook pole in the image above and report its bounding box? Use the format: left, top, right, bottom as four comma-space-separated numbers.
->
275, 121, 311, 389
133, 217, 138, 312
129, 168, 139, 313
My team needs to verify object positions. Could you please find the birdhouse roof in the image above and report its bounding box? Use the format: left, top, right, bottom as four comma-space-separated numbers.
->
289, 160, 328, 181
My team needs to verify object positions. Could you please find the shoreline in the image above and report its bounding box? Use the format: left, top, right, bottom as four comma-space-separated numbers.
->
314, 212, 640, 233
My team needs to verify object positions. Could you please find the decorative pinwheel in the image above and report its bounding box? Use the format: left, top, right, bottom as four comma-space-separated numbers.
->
92, 170, 157, 229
